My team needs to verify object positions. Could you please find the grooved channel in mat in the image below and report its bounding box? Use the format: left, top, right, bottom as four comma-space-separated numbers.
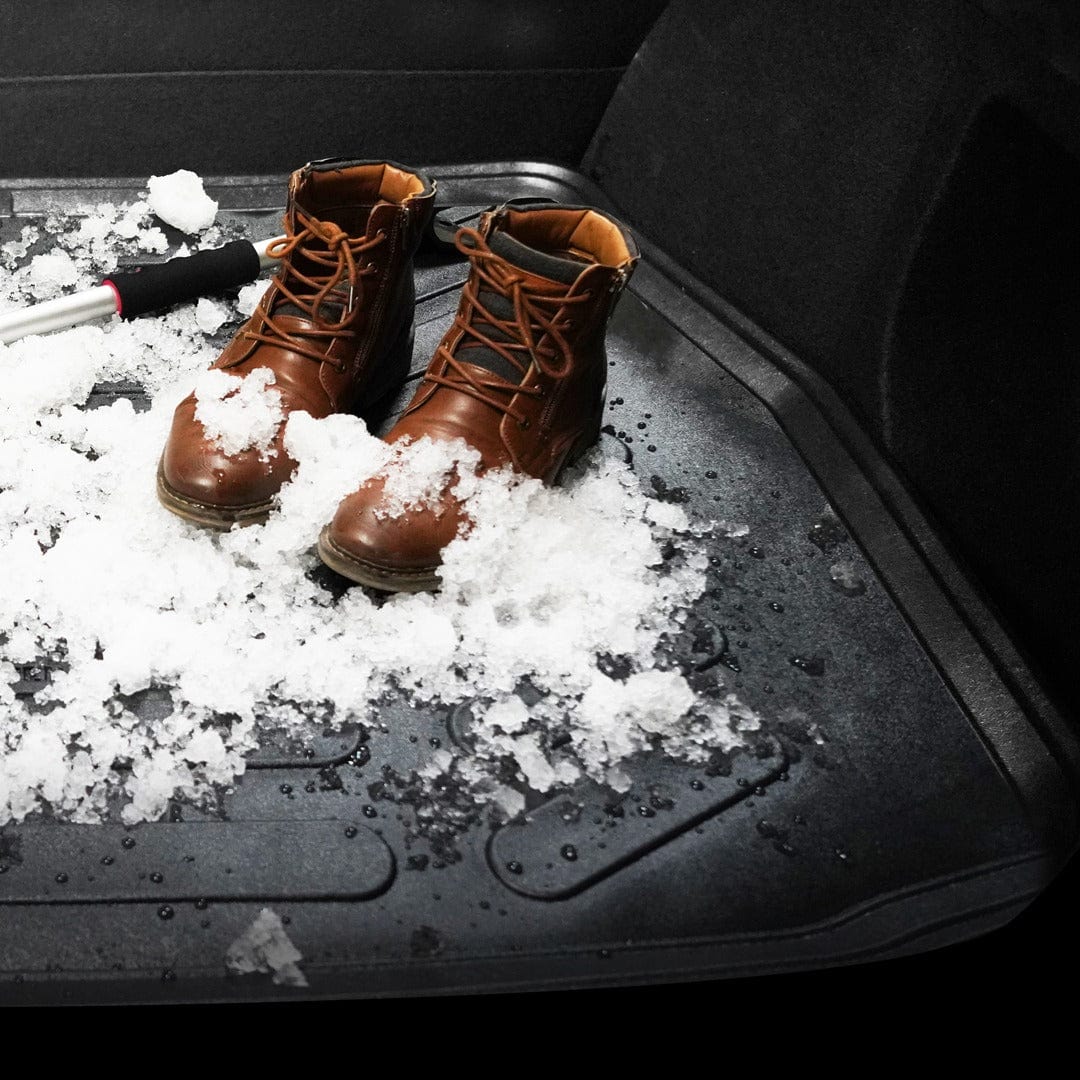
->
489, 737, 788, 899
0, 821, 395, 903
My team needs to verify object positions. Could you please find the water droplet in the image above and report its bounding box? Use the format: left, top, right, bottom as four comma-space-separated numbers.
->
121, 836, 136, 850
100, 855, 114, 866
158, 905, 174, 920
769, 601, 785, 612
560, 844, 578, 862
279, 783, 293, 795
362, 804, 378, 818
790, 655, 826, 676
344, 825, 358, 839
506, 860, 523, 875
161, 969, 176, 982
637, 805, 656, 818
749, 546, 765, 559
829, 560, 867, 597
149, 871, 163, 884
195, 898, 209, 910
55, 872, 68, 884
690, 779, 705, 791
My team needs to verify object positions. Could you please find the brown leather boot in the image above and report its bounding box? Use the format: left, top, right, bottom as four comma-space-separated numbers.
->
317, 203, 639, 591
157, 158, 435, 528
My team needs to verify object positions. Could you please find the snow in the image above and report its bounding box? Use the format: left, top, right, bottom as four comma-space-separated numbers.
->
235, 281, 266, 317
0, 182, 764, 831
28, 250, 79, 292
194, 297, 230, 335
193, 367, 285, 459
147, 170, 219, 234
226, 908, 307, 987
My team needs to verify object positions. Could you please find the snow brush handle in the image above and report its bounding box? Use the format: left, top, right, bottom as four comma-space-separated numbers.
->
103, 237, 277, 319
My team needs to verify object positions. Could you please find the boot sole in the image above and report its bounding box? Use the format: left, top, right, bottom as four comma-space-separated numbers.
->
156, 460, 275, 530
316, 401, 605, 594
157, 321, 417, 531
316, 527, 443, 593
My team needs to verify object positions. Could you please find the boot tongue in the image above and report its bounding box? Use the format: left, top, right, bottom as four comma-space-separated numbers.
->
271, 202, 382, 323
455, 230, 588, 384
486, 230, 587, 286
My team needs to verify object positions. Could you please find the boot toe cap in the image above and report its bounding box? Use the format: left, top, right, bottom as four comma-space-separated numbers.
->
320, 480, 464, 590
160, 397, 294, 515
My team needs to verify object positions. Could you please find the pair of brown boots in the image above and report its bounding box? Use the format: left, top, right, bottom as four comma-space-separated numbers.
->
157, 158, 639, 592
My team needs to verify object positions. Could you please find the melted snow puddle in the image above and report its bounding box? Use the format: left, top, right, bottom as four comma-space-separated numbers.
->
0, 189, 761, 831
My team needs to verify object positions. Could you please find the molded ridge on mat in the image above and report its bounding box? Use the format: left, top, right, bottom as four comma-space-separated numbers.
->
246, 726, 365, 770
489, 737, 788, 900
0, 820, 395, 903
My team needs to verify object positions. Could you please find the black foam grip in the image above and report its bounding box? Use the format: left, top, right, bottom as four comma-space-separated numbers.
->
103, 239, 262, 319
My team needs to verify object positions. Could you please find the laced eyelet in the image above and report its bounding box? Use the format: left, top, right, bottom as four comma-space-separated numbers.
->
518, 417, 531, 430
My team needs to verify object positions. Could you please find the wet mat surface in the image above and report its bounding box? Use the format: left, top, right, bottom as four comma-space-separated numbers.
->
0, 168, 1065, 1000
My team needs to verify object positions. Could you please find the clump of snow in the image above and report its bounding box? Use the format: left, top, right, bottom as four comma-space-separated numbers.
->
147, 170, 218, 234
28, 249, 79, 292
0, 193, 767, 831
235, 281, 266, 317
374, 434, 482, 520
226, 908, 307, 987
194, 297, 230, 335
193, 367, 285, 459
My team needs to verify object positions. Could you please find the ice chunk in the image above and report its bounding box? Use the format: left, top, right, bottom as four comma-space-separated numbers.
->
193, 367, 285, 459
226, 908, 308, 987
194, 297, 230, 335
147, 170, 218, 233
236, 281, 266, 316
28, 249, 78, 292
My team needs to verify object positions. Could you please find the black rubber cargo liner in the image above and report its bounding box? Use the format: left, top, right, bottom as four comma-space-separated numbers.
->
0, 163, 1076, 1003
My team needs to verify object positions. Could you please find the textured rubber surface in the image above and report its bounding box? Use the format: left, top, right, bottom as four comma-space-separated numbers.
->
0, 167, 1074, 1002
105, 239, 260, 319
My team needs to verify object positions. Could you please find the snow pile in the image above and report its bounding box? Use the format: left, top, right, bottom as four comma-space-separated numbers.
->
0, 185, 762, 831
194, 367, 285, 459
226, 908, 307, 987
147, 170, 219, 234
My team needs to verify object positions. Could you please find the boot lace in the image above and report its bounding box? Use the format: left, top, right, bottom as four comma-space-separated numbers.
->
423, 227, 591, 426
241, 209, 386, 374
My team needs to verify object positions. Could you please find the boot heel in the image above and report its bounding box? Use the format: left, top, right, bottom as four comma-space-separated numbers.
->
359, 319, 415, 425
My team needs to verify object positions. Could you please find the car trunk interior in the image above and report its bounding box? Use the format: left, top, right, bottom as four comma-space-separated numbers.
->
1, 0, 1078, 1001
